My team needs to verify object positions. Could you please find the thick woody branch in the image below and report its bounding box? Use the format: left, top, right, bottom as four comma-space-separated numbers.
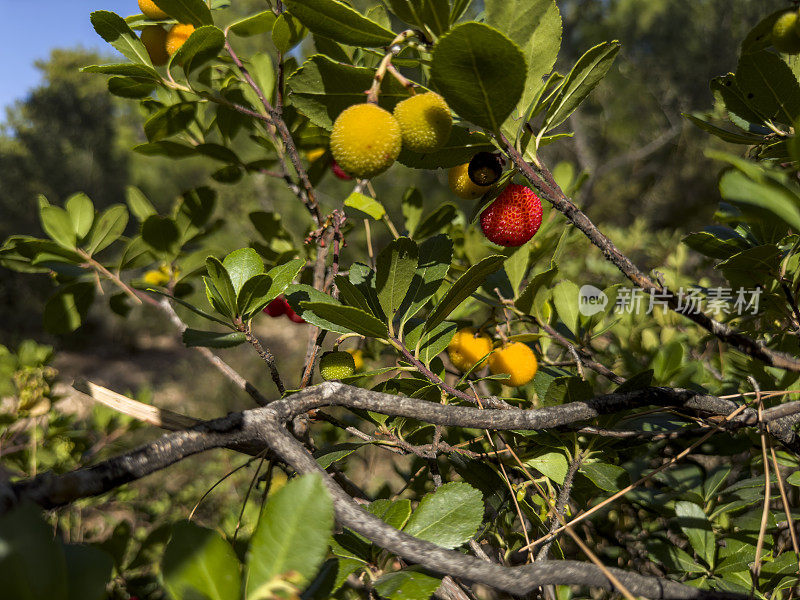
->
2, 382, 757, 599
499, 133, 800, 373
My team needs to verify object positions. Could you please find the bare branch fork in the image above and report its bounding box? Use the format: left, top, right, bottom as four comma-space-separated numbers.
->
6, 382, 800, 599
498, 133, 800, 373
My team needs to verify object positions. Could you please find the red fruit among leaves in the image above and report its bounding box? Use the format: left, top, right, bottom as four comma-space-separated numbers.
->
264, 297, 289, 317
332, 160, 353, 181
479, 184, 543, 247
286, 307, 305, 323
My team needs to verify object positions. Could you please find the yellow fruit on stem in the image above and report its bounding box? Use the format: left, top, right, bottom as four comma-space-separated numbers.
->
393, 92, 452, 153
488, 342, 538, 387
143, 266, 171, 287
166, 23, 195, 56
447, 328, 493, 373
305, 147, 326, 163
319, 351, 356, 381
448, 163, 492, 200
330, 103, 402, 179
347, 348, 365, 371
773, 11, 800, 54
140, 25, 169, 66
138, 0, 169, 20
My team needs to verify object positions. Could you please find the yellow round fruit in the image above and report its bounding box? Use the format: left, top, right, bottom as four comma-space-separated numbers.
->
166, 23, 195, 56
447, 328, 493, 373
140, 25, 169, 66
330, 103, 402, 179
347, 349, 365, 371
488, 342, 538, 387
143, 266, 171, 287
305, 147, 326, 163
448, 163, 492, 200
773, 11, 800, 54
138, 0, 169, 19
393, 92, 452, 154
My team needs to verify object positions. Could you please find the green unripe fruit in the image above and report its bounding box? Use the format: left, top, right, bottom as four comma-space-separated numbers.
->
393, 92, 453, 153
319, 351, 356, 381
330, 103, 402, 179
772, 11, 800, 54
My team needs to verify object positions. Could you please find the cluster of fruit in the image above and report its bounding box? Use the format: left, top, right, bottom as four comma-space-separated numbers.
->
137, 0, 195, 66
447, 328, 538, 387
263, 296, 305, 323
773, 8, 800, 53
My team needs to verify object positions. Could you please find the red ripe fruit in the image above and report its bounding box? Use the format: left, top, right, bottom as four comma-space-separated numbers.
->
264, 297, 289, 317
331, 160, 353, 181
286, 306, 305, 323
479, 184, 543, 247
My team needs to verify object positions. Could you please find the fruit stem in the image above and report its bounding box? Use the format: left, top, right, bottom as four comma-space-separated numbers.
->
365, 30, 416, 104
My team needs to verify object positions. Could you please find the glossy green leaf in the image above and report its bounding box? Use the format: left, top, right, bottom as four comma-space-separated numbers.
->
344, 192, 386, 220
515, 262, 558, 314
107, 76, 155, 98
525, 450, 568, 485
82, 63, 159, 79
551, 280, 580, 336
152, 0, 213, 26
580, 462, 629, 493
206, 256, 238, 317
543, 41, 620, 131
426, 255, 505, 331
182, 328, 247, 348
431, 22, 527, 131
229, 11, 277, 36
65, 194, 95, 242
246, 474, 334, 598
400, 234, 452, 324
283, 0, 395, 47
171, 25, 225, 74
90, 11, 152, 66
736, 50, 800, 124
719, 169, 800, 232
40, 206, 77, 249
223, 248, 265, 296
162, 521, 241, 600
126, 186, 157, 221
412, 203, 458, 240
141, 216, 181, 258
675, 501, 716, 568
374, 569, 442, 600
300, 302, 389, 338
144, 102, 197, 142
377, 237, 419, 323
272, 12, 307, 53
366, 499, 412, 531
403, 482, 483, 549
86, 205, 128, 255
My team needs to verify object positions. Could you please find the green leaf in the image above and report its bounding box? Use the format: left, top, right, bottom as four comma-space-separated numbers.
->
544, 376, 592, 406
736, 50, 800, 124
44, 282, 96, 334
144, 102, 197, 142
648, 540, 707, 574
366, 499, 412, 531
525, 450, 568, 485
374, 569, 442, 600
249, 53, 275, 103
315, 443, 368, 468
229, 11, 277, 36
300, 302, 389, 338
485, 0, 561, 125
283, 0, 395, 47
162, 521, 241, 600
717, 244, 781, 289
682, 230, 747, 260
719, 169, 800, 233
345, 192, 386, 220
403, 482, 483, 549
335, 276, 374, 314
223, 248, 265, 296
551, 280, 580, 336
182, 328, 246, 348
377, 237, 419, 323
683, 113, 765, 145
141, 215, 181, 258
412, 204, 458, 240
287, 54, 412, 130
504, 246, 529, 295
405, 321, 457, 365
64, 545, 114, 600
82, 63, 159, 79
152, 0, 213, 26
246, 474, 334, 599
400, 234, 452, 324
580, 462, 629, 493
237, 274, 273, 317
426, 255, 505, 331
171, 25, 225, 74
543, 41, 620, 131
90, 11, 153, 66
126, 186, 157, 221
264, 258, 304, 301
431, 22, 527, 131
515, 262, 558, 314
206, 256, 238, 317
0, 504, 68, 600
107, 76, 156, 98
397, 126, 495, 169
272, 12, 308, 53
674, 501, 716, 568
65, 194, 95, 241
86, 204, 128, 255
40, 206, 77, 249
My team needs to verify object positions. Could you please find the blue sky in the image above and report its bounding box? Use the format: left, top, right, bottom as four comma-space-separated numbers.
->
0, 0, 136, 110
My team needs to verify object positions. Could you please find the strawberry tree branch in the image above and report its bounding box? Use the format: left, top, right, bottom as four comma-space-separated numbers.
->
498, 133, 800, 373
